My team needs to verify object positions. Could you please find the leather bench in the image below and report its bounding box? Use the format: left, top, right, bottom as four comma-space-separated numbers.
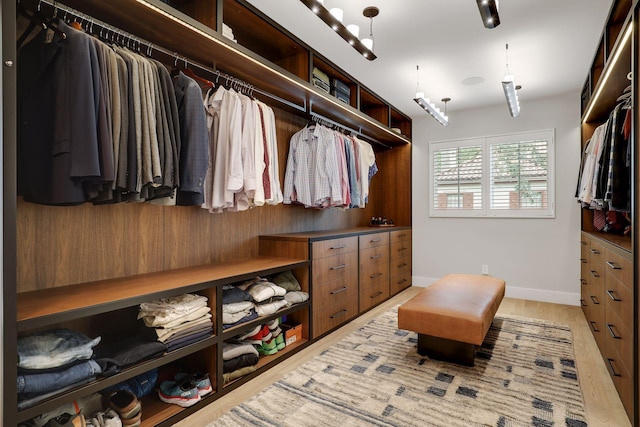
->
398, 274, 505, 366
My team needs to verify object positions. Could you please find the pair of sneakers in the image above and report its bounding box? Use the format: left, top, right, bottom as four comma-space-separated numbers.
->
158, 371, 212, 408
257, 319, 285, 355
108, 390, 141, 427
43, 413, 86, 427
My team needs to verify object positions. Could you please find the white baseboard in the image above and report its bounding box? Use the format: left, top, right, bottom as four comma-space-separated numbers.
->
411, 276, 580, 306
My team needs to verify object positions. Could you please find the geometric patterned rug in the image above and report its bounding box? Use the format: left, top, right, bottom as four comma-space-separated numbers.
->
208, 307, 588, 426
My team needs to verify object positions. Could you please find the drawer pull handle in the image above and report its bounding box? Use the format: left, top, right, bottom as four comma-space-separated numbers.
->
580, 279, 587, 285
370, 254, 382, 259
397, 233, 407, 238
399, 247, 408, 251
580, 258, 587, 263
330, 245, 346, 250
590, 321, 599, 332
370, 291, 383, 299
606, 290, 621, 302
606, 261, 621, 270
370, 238, 382, 243
397, 278, 408, 284
580, 241, 587, 246
370, 272, 383, 279
606, 358, 622, 377
606, 324, 621, 339
580, 299, 587, 307
397, 262, 408, 268
590, 295, 599, 305
590, 248, 600, 254
330, 286, 348, 295
590, 270, 600, 277
330, 309, 348, 319
330, 264, 347, 270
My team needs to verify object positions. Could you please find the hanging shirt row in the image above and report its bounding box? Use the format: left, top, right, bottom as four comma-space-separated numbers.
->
283, 123, 377, 209
17, 19, 282, 212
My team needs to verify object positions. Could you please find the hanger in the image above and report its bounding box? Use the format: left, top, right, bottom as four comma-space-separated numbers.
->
17, 1, 66, 48
171, 56, 214, 89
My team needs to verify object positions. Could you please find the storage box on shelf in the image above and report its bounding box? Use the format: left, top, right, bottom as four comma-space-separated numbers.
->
312, 55, 357, 108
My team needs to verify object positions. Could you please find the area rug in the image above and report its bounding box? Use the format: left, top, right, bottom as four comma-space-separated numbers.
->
209, 308, 588, 427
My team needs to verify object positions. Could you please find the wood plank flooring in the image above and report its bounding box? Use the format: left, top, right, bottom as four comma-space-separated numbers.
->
175, 287, 630, 427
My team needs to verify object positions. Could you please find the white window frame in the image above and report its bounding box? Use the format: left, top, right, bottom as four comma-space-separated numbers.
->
429, 129, 555, 218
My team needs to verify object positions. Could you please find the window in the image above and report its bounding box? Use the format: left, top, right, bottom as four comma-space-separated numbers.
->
429, 129, 554, 218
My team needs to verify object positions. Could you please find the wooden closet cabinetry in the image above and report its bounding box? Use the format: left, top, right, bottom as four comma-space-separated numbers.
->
389, 230, 412, 295
358, 233, 390, 312
260, 227, 412, 339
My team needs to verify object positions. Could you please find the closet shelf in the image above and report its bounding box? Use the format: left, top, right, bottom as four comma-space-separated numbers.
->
48, 0, 411, 147
17, 257, 308, 331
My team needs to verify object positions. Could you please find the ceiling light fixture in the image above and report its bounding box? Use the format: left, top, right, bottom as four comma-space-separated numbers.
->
361, 6, 379, 52
476, 0, 500, 29
299, 0, 377, 60
502, 43, 520, 117
413, 65, 449, 126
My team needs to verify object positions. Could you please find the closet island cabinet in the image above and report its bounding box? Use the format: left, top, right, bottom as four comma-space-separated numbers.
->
578, 0, 636, 424
3, 0, 413, 425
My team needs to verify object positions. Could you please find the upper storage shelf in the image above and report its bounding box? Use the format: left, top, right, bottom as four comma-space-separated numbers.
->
581, 0, 632, 123
56, 0, 411, 147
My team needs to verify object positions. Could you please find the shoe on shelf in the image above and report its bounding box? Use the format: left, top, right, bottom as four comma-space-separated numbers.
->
174, 371, 213, 397
275, 332, 285, 351
257, 337, 278, 355
108, 390, 141, 420
158, 380, 201, 407
43, 413, 86, 427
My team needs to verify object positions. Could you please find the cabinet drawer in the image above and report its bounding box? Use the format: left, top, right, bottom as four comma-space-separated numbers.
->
313, 274, 359, 311
585, 300, 605, 354
588, 240, 605, 265
390, 272, 411, 295
390, 256, 411, 277
604, 344, 634, 421
604, 249, 632, 288
359, 246, 390, 270
313, 299, 358, 337
390, 240, 411, 261
312, 237, 358, 260
390, 229, 411, 244
312, 251, 358, 283
604, 308, 633, 373
359, 232, 389, 250
359, 275, 389, 312
604, 274, 633, 327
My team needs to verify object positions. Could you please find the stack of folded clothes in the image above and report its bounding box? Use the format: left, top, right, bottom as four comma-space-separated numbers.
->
138, 294, 213, 352
17, 329, 102, 410
270, 270, 309, 307
332, 78, 350, 104
222, 284, 258, 330
222, 341, 259, 384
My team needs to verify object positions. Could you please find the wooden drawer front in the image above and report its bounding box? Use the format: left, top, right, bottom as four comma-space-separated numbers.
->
312, 237, 358, 260
390, 229, 411, 245
604, 249, 632, 288
360, 246, 390, 271
359, 273, 390, 312
390, 256, 411, 277
390, 239, 411, 261
359, 232, 389, 250
313, 274, 359, 311
588, 240, 605, 265
390, 271, 412, 295
604, 308, 633, 373
605, 274, 633, 327
604, 344, 634, 420
586, 301, 606, 354
313, 298, 358, 337
312, 251, 358, 283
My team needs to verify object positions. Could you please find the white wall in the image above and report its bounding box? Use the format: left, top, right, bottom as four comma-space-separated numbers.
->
412, 92, 582, 305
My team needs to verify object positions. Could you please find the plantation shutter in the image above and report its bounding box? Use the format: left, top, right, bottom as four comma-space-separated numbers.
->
432, 145, 482, 210
489, 138, 549, 210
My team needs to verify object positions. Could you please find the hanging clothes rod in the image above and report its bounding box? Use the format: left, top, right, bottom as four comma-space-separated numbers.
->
29, 0, 304, 111
310, 112, 390, 150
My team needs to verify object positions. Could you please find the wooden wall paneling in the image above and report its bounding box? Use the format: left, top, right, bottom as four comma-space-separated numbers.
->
368, 144, 412, 226
16, 199, 165, 292
174, 0, 218, 30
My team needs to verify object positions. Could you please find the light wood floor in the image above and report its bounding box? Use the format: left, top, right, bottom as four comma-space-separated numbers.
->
176, 287, 631, 427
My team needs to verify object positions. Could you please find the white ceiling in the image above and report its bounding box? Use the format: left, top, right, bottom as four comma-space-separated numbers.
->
245, 0, 614, 120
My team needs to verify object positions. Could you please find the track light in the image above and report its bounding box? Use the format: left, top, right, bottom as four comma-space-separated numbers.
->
502, 44, 520, 117
413, 65, 449, 126
476, 0, 500, 29
299, 0, 377, 60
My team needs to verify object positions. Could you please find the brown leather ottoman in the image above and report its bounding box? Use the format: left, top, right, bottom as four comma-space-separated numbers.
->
398, 274, 505, 366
